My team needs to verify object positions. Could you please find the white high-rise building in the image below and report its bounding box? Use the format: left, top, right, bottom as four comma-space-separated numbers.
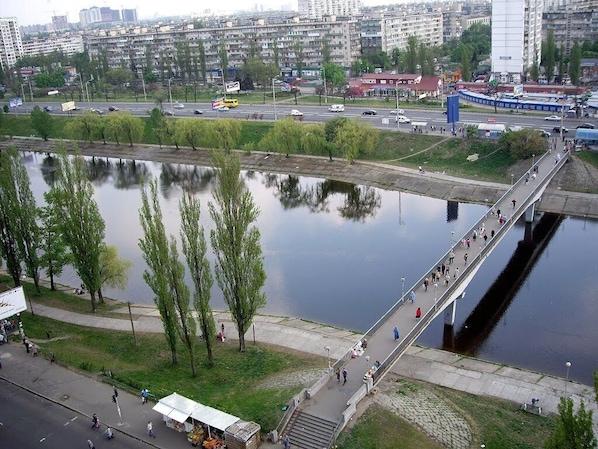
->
0, 17, 23, 71
491, 0, 543, 83
298, 0, 359, 19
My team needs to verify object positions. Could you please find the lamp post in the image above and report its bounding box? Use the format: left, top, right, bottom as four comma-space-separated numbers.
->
565, 361, 572, 395
322, 65, 328, 104
324, 346, 331, 370
272, 77, 278, 121
401, 277, 406, 302
511, 173, 514, 185
396, 84, 400, 132
451, 230, 455, 246
167, 78, 174, 113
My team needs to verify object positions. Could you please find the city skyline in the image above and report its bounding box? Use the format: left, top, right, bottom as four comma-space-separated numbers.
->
2, 0, 408, 27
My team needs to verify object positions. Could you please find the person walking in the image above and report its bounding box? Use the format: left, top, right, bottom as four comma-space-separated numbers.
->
141, 388, 149, 404
393, 326, 400, 341
335, 368, 340, 382
87, 439, 95, 449
441, 264, 446, 275
423, 278, 429, 292
91, 414, 100, 429
464, 253, 468, 265
342, 368, 348, 385
409, 291, 416, 304
449, 251, 455, 264
512, 199, 516, 208
105, 427, 114, 439
147, 421, 156, 438
282, 433, 290, 449
415, 307, 422, 319
454, 267, 459, 278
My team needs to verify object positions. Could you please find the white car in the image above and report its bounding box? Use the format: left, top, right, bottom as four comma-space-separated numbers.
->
395, 115, 411, 123
290, 109, 303, 116
389, 109, 405, 115
173, 103, 185, 109
544, 115, 560, 121
215, 106, 229, 111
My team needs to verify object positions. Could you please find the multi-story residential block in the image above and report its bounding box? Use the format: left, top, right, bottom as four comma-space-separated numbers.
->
22, 34, 84, 57
52, 15, 69, 31
0, 17, 23, 71
122, 9, 138, 24
84, 15, 361, 77
298, 0, 359, 20
491, 0, 543, 82
360, 12, 443, 56
543, 2, 598, 56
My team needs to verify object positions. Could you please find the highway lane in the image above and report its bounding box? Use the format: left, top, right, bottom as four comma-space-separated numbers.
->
12, 100, 594, 134
0, 380, 149, 449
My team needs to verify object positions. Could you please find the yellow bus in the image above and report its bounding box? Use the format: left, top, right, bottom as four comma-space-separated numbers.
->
224, 98, 239, 108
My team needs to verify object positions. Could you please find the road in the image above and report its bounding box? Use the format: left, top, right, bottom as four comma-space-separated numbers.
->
11, 99, 592, 134
0, 379, 150, 449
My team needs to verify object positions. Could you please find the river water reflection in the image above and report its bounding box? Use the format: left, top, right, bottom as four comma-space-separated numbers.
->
23, 153, 598, 385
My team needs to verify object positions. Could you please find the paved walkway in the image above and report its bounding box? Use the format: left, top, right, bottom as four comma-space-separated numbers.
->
1, 276, 596, 449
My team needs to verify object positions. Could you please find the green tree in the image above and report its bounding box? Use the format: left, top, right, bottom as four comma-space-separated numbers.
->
460, 45, 473, 82
179, 191, 215, 367
139, 179, 179, 363
529, 58, 540, 82
205, 119, 241, 152
404, 36, 418, 73
391, 48, 401, 70
175, 118, 204, 150
569, 41, 582, 85
322, 40, 332, 64
46, 145, 105, 313
324, 117, 349, 162
153, 89, 167, 112
260, 118, 303, 158
219, 39, 228, 82
150, 108, 168, 148
497, 128, 546, 159
118, 113, 144, 147
301, 124, 327, 157
542, 29, 557, 84
97, 245, 132, 304
198, 39, 207, 84
30, 106, 54, 141
64, 111, 101, 144
323, 63, 346, 95
294, 41, 305, 78
39, 204, 70, 291
545, 397, 596, 449
103, 113, 123, 145
208, 151, 266, 352
334, 120, 379, 164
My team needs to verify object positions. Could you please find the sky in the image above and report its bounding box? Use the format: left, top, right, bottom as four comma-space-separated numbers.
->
2, 0, 299, 27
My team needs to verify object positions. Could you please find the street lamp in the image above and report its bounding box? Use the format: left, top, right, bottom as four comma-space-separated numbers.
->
401, 277, 406, 302
396, 84, 400, 132
565, 361, 572, 395
511, 173, 514, 185
167, 77, 174, 113
272, 77, 278, 121
451, 230, 455, 246
324, 346, 331, 370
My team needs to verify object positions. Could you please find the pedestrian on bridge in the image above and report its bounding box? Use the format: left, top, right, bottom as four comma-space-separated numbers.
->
393, 327, 400, 341
441, 264, 446, 275
424, 278, 429, 292
416, 308, 422, 319
449, 251, 455, 264
512, 199, 516, 208
464, 253, 468, 265
409, 291, 416, 303
335, 368, 340, 382
342, 368, 348, 384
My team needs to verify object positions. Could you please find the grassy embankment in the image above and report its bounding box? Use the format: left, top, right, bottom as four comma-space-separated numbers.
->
8, 277, 557, 448
1, 114, 523, 183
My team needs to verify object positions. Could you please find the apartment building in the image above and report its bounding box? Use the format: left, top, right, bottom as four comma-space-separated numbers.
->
22, 34, 84, 57
298, 0, 360, 20
360, 12, 443, 56
84, 15, 361, 76
543, 2, 598, 55
0, 17, 23, 71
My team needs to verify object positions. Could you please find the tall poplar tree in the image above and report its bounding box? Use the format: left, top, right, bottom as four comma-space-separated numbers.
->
46, 146, 105, 312
39, 204, 70, 291
139, 179, 179, 364
542, 30, 556, 84
208, 152, 266, 352
180, 191, 215, 366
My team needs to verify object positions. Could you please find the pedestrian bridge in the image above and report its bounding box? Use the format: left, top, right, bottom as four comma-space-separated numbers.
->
275, 148, 570, 449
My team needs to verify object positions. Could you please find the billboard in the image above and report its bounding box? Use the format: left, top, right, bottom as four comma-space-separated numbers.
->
211, 97, 225, 110
225, 81, 240, 93
446, 95, 460, 123
0, 286, 27, 320
513, 84, 524, 97
62, 101, 77, 112
8, 97, 23, 108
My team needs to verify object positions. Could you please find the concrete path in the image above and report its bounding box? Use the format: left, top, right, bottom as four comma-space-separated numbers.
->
1, 281, 596, 449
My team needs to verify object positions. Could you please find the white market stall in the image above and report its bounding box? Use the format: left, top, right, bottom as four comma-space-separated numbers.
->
153, 393, 260, 448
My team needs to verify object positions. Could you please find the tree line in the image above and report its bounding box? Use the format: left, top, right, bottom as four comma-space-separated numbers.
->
0, 143, 267, 377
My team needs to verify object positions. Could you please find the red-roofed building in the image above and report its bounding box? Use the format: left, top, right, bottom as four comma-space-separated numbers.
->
348, 73, 441, 99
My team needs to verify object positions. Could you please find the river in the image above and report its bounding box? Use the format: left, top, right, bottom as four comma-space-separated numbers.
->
21, 152, 598, 385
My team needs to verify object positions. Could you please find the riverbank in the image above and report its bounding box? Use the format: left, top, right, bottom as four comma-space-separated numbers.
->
3, 136, 598, 218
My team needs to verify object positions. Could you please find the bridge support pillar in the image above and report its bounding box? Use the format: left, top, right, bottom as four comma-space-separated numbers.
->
524, 203, 535, 223
444, 300, 457, 327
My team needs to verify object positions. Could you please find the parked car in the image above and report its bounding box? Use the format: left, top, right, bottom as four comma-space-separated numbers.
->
173, 103, 185, 109
108, 106, 119, 112
194, 109, 204, 115
43, 106, 53, 112
90, 108, 104, 115
536, 129, 551, 138
389, 109, 404, 115
544, 115, 560, 121
290, 109, 303, 116
577, 123, 595, 129
395, 115, 411, 123
362, 109, 377, 115
163, 110, 175, 116
552, 126, 569, 133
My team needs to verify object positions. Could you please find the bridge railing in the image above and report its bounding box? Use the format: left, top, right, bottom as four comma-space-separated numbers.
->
371, 149, 567, 384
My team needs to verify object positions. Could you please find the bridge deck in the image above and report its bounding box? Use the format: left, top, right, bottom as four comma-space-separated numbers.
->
301, 146, 569, 424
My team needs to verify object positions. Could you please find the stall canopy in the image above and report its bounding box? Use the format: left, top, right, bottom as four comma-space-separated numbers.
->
153, 392, 200, 424
153, 392, 240, 432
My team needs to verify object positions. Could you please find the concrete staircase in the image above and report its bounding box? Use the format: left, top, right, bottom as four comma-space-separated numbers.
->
285, 410, 338, 449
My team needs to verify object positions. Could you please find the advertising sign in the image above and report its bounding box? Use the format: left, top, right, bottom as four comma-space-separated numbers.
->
225, 81, 240, 93
211, 97, 225, 110
62, 101, 77, 112
446, 95, 460, 123
513, 84, 524, 97
8, 97, 23, 108
0, 286, 27, 320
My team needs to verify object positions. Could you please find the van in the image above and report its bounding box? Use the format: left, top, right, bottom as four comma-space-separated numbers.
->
328, 104, 345, 112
